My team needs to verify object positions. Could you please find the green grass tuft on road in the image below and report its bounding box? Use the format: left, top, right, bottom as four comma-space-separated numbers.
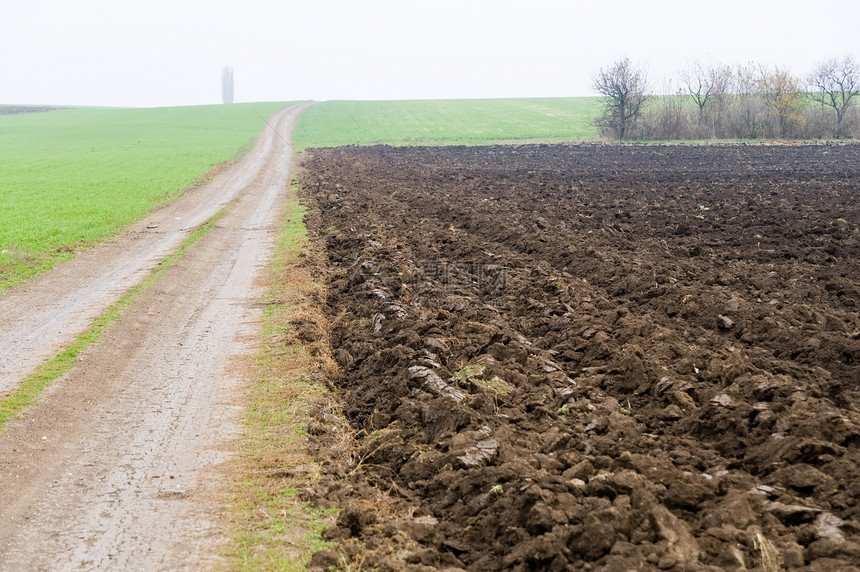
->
293, 97, 600, 150
0, 102, 289, 291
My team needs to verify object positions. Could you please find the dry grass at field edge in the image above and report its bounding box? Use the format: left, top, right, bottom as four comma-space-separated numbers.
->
220, 181, 352, 571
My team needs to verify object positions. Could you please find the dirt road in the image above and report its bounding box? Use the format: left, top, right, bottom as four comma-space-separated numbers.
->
0, 103, 309, 569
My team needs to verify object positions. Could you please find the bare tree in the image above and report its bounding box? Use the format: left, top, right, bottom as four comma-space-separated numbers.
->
681, 63, 732, 137
681, 63, 714, 118
593, 58, 649, 140
727, 65, 766, 138
807, 56, 859, 138
222, 66, 234, 104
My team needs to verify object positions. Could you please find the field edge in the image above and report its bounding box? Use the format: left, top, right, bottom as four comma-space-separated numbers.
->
222, 175, 349, 570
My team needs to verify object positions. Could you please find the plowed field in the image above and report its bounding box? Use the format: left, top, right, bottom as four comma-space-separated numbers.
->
301, 143, 860, 571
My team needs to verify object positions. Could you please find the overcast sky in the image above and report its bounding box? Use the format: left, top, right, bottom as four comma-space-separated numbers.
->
2, 0, 859, 107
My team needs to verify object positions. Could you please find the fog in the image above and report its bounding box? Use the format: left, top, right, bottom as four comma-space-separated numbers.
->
1, 0, 858, 107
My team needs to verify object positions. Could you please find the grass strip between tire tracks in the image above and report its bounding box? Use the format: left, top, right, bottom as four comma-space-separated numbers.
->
0, 210, 226, 433
223, 176, 344, 570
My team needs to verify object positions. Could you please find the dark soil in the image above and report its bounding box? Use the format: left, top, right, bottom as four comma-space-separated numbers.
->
300, 143, 860, 571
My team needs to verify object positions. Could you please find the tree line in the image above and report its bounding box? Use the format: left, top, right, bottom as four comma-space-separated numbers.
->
593, 56, 859, 140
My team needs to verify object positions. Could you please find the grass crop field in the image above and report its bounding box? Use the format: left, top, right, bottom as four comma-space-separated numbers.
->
292, 97, 600, 149
0, 102, 287, 290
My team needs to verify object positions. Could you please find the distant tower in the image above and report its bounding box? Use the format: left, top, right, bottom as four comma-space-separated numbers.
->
222, 66, 234, 104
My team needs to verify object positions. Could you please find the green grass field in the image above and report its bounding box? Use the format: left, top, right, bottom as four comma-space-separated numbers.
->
293, 97, 600, 149
0, 102, 287, 290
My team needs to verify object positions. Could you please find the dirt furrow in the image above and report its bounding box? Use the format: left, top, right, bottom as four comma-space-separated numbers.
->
0, 103, 308, 569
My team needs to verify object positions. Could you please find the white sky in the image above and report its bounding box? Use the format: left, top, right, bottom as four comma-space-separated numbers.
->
1, 0, 859, 107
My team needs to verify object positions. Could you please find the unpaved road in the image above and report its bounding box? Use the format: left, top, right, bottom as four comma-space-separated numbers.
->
0, 102, 309, 570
